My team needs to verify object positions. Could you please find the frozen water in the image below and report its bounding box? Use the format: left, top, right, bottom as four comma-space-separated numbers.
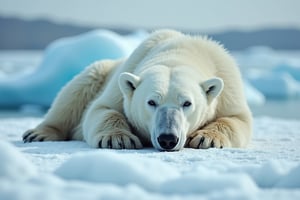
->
274, 63, 300, 81
248, 72, 300, 98
0, 30, 148, 107
233, 47, 300, 100
243, 80, 266, 105
0, 117, 299, 199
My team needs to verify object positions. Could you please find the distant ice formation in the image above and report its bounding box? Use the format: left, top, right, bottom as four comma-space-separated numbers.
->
1, 31, 300, 108
234, 46, 300, 100
0, 29, 148, 107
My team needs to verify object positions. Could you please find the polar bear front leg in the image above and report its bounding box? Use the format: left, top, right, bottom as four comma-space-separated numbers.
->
187, 116, 251, 149
82, 107, 143, 149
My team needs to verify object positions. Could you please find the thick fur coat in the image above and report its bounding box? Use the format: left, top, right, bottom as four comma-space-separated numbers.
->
23, 29, 252, 151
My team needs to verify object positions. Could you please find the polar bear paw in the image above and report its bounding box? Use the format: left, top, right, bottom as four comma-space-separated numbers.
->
97, 130, 143, 149
23, 127, 64, 142
186, 130, 230, 149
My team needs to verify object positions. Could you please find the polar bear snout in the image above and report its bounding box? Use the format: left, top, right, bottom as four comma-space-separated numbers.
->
153, 107, 187, 151
157, 134, 179, 150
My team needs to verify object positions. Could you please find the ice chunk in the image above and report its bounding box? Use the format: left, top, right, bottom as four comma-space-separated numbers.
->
248, 72, 300, 99
0, 29, 148, 107
243, 80, 265, 105
233, 46, 283, 69
274, 63, 300, 81
234, 46, 300, 100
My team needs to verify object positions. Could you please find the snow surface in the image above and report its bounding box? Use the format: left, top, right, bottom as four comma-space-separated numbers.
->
0, 117, 300, 199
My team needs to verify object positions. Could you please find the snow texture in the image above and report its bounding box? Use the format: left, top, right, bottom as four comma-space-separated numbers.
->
0, 117, 300, 199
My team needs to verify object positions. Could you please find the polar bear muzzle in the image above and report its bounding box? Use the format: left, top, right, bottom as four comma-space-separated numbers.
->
153, 107, 186, 151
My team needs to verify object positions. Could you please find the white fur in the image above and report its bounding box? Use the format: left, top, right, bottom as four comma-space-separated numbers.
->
23, 29, 252, 151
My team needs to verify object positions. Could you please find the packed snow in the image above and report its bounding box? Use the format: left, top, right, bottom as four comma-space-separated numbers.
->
0, 117, 300, 199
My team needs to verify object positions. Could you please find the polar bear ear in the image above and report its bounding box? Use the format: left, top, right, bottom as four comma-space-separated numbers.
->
119, 72, 141, 98
201, 77, 224, 104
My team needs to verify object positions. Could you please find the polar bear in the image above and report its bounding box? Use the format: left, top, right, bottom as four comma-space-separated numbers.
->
23, 29, 252, 151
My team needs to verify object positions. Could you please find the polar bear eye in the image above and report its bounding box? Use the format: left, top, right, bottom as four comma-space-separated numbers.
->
147, 100, 157, 107
182, 101, 192, 107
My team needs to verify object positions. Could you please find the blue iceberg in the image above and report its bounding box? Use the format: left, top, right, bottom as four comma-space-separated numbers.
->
0, 29, 148, 108
248, 72, 300, 99
235, 46, 300, 100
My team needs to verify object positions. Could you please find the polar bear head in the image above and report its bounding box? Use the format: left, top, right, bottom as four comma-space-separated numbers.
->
119, 66, 223, 151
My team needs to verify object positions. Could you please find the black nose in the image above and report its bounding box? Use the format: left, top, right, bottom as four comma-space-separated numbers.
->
157, 134, 179, 150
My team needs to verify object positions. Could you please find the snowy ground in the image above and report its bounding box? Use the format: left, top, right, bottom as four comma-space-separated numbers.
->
0, 116, 300, 199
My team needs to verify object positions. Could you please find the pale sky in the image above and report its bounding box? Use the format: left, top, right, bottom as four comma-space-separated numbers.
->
1, 0, 300, 32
